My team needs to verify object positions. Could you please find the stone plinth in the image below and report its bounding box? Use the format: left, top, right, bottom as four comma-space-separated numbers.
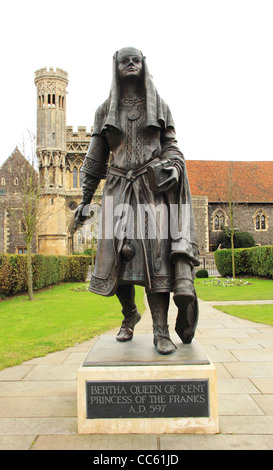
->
77, 335, 219, 434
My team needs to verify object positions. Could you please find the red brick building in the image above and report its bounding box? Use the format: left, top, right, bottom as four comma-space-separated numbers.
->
186, 160, 273, 253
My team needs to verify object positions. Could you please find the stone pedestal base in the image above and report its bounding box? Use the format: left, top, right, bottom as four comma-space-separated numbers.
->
77, 335, 219, 434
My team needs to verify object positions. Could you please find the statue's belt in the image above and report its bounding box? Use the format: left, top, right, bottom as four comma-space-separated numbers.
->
108, 159, 160, 182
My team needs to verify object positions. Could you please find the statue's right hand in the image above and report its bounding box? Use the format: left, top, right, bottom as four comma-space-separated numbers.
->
74, 203, 88, 224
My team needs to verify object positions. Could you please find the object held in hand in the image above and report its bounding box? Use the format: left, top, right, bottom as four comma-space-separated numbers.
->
147, 159, 179, 193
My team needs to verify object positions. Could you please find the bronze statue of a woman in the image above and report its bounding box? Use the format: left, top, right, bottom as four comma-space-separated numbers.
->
74, 47, 200, 355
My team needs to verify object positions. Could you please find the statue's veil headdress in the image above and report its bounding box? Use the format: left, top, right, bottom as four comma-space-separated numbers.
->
92, 47, 175, 135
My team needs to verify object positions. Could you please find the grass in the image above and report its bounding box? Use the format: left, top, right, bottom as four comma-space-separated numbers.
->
0, 283, 145, 371
195, 276, 273, 327
194, 277, 273, 301
1, 276, 272, 371
213, 304, 273, 326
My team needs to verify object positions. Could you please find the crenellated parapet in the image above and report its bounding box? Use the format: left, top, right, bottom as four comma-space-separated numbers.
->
66, 126, 92, 141
34, 67, 68, 84
66, 126, 92, 154
35, 67, 68, 153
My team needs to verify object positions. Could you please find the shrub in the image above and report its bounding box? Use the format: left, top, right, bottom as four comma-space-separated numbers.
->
235, 231, 255, 248
195, 269, 209, 278
66, 255, 91, 282
250, 246, 273, 278
0, 254, 90, 297
214, 249, 232, 277
214, 246, 273, 278
216, 229, 255, 249
83, 248, 93, 256
0, 255, 28, 296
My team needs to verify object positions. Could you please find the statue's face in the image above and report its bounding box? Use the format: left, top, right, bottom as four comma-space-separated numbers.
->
117, 47, 143, 80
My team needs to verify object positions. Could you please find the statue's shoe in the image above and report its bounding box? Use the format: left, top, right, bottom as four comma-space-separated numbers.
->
153, 325, 177, 355
116, 309, 141, 342
175, 295, 199, 344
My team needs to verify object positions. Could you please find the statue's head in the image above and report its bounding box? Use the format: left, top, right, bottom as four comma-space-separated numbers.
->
115, 47, 144, 81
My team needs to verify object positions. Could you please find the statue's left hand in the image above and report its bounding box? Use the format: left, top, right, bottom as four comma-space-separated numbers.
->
147, 160, 179, 193
157, 165, 179, 192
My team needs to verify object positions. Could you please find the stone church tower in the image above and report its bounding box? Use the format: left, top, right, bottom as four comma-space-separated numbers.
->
35, 67, 68, 189
34, 67, 96, 255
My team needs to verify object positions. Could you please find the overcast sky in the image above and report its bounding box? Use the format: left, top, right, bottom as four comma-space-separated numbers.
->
1, 0, 273, 165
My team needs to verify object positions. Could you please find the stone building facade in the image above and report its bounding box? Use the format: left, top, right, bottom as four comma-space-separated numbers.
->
1, 68, 272, 257
0, 148, 37, 254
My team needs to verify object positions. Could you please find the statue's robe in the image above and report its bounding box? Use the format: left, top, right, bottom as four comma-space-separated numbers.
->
81, 53, 199, 297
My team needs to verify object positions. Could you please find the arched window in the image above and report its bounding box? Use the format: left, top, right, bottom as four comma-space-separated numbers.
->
254, 210, 267, 231
78, 228, 85, 244
79, 166, 83, 188
213, 209, 226, 231
73, 167, 78, 188
14, 177, 19, 186
19, 220, 26, 232
1, 177, 5, 185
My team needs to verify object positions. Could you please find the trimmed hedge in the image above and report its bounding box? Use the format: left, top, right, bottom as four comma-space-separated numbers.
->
214, 246, 273, 278
0, 254, 90, 296
196, 269, 209, 278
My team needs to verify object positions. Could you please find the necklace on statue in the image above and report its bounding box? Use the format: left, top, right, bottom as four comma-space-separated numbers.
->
120, 97, 145, 121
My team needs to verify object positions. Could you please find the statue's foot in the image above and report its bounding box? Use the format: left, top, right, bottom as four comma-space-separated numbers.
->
116, 309, 141, 342
176, 325, 195, 344
175, 299, 197, 344
153, 325, 177, 355
173, 278, 195, 311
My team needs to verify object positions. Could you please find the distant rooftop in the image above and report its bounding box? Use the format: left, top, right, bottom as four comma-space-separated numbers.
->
186, 160, 273, 203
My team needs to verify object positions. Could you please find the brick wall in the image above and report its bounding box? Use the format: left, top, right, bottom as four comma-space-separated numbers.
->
192, 196, 209, 254
0, 148, 37, 254
208, 202, 273, 249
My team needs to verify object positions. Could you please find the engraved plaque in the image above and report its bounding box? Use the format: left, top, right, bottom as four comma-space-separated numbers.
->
86, 379, 209, 419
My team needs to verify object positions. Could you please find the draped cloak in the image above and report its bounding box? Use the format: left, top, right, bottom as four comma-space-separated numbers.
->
82, 52, 200, 296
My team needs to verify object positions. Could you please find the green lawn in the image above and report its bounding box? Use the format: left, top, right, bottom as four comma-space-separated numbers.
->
1, 277, 272, 371
0, 283, 145, 371
195, 276, 273, 327
194, 277, 273, 301
213, 304, 273, 326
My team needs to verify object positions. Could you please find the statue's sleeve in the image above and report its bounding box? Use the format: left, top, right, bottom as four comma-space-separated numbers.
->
159, 126, 185, 183
79, 106, 110, 204
81, 134, 110, 179
160, 126, 184, 161
81, 103, 111, 179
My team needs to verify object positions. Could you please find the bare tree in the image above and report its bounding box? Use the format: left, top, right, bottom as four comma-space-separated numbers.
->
215, 162, 240, 278
8, 131, 64, 300
227, 165, 236, 278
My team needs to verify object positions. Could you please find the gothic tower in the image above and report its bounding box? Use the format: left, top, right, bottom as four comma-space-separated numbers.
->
34, 67, 97, 255
34, 67, 69, 255
34, 67, 68, 188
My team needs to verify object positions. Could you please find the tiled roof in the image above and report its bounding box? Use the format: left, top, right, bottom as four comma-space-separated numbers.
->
186, 160, 273, 203
0, 147, 27, 170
